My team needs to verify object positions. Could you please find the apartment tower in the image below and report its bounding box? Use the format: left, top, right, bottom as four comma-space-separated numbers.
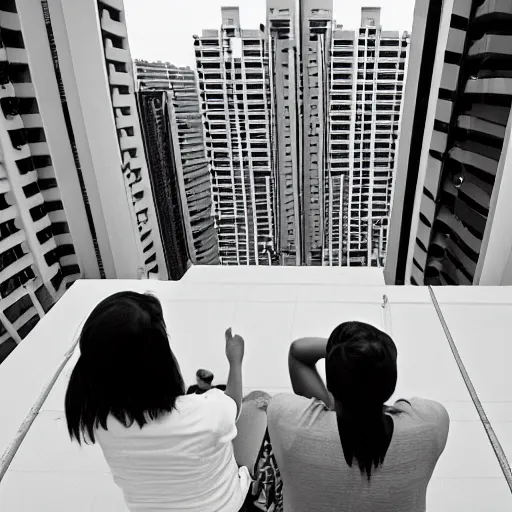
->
326, 9, 408, 267
0, 0, 174, 363
194, 8, 276, 265
135, 60, 221, 266
196, 3, 408, 267
267, 0, 301, 265
136, 60, 197, 91
300, 0, 333, 266
267, 0, 335, 266
386, 0, 512, 286
267, 3, 408, 267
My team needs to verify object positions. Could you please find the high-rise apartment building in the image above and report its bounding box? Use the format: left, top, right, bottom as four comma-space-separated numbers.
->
267, 0, 301, 266
325, 8, 409, 267
385, 0, 512, 286
267, 0, 335, 266
136, 60, 197, 91
199, 3, 408, 267
89, 1, 169, 279
267, 0, 337, 267
135, 60, 220, 265
300, 0, 333, 266
0, 4, 80, 361
0, 0, 179, 363
137, 90, 192, 279
194, 8, 276, 265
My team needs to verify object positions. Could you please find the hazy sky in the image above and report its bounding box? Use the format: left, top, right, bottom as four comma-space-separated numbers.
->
124, 0, 416, 67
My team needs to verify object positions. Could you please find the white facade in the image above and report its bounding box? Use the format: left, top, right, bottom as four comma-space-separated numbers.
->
326, 9, 409, 268
0, 0, 167, 362
267, 0, 302, 266
193, 4, 408, 268
385, 0, 512, 286
194, 8, 275, 266
0, 0, 82, 356
301, 0, 333, 266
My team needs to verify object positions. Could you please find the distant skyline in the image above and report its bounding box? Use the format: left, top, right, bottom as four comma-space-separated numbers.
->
124, 0, 415, 67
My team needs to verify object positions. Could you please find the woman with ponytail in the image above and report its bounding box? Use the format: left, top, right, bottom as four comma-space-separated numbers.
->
267, 321, 449, 512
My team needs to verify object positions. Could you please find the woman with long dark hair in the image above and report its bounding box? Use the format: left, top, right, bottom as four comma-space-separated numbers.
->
268, 321, 450, 512
64, 291, 253, 512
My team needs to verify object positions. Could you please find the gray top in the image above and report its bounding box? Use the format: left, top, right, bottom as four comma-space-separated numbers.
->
267, 394, 450, 512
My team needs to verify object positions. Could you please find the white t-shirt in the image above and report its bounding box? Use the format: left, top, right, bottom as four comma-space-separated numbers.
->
96, 389, 251, 512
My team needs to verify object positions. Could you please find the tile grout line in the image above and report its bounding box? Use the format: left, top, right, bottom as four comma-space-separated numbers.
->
0, 318, 85, 484
428, 286, 512, 492
290, 287, 300, 344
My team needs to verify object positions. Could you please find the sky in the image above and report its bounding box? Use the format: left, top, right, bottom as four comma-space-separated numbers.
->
124, 0, 416, 67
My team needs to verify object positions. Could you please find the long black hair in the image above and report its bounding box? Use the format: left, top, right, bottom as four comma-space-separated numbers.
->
65, 291, 185, 444
326, 321, 406, 480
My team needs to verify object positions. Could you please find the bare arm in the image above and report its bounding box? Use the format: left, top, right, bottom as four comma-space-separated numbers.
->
288, 337, 334, 409
224, 328, 244, 418
224, 361, 243, 418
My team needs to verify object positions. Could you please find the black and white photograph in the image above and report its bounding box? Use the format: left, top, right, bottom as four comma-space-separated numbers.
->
0, 0, 510, 510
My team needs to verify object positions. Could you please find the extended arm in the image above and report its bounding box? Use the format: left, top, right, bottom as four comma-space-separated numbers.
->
288, 337, 334, 409
224, 328, 244, 419
224, 361, 243, 418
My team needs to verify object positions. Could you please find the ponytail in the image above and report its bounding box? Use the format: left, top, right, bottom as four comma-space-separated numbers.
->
325, 321, 400, 480
333, 400, 392, 480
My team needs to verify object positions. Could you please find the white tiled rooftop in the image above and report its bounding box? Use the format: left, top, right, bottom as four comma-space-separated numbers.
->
0, 267, 511, 511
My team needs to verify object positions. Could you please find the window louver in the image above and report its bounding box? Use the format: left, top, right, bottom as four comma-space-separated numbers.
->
415, 0, 512, 286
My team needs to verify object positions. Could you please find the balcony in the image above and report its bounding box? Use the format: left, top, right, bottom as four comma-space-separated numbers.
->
0, 267, 511, 510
